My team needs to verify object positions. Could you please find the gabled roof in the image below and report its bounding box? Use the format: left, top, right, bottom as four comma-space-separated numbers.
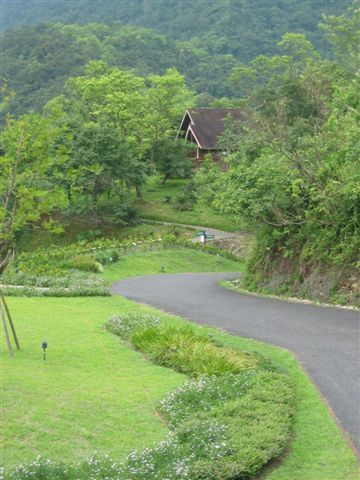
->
178, 108, 244, 150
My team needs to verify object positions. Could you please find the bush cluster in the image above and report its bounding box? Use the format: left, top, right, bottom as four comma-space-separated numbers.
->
131, 326, 257, 376
13, 234, 161, 277
106, 312, 161, 338
1, 271, 109, 297
95, 249, 120, 265
61, 254, 104, 273
1, 285, 110, 298
105, 314, 294, 479
174, 180, 198, 211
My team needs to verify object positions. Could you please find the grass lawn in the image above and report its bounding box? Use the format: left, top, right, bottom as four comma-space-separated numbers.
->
135, 176, 242, 232
0, 296, 185, 469
2, 296, 358, 478
102, 248, 243, 282
1, 249, 358, 478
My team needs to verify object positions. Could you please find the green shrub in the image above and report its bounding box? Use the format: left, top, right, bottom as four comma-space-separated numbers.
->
174, 180, 198, 211
106, 313, 161, 339
131, 326, 257, 376
158, 371, 258, 428
95, 249, 120, 265
1, 271, 109, 297
2, 285, 110, 297
6, 454, 119, 479
113, 201, 139, 226
62, 254, 103, 273
75, 229, 102, 241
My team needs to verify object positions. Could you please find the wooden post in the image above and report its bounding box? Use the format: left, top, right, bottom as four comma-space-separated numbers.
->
0, 289, 20, 349
0, 298, 13, 357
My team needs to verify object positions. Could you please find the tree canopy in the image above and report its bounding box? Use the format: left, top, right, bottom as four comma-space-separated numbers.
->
1, 0, 352, 116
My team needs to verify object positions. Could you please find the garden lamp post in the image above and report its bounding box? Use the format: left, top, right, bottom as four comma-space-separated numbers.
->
41, 341, 48, 360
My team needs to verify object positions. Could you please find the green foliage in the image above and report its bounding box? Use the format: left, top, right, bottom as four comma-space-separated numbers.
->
44, 62, 193, 214
113, 201, 140, 226
192, 154, 224, 206
214, 10, 360, 295
158, 371, 258, 428
1, 1, 349, 116
2, 234, 243, 297
320, 4, 360, 74
130, 325, 257, 376
153, 138, 194, 184
61, 254, 103, 273
174, 180, 198, 211
75, 229, 102, 242
103, 313, 293, 479
94, 249, 119, 265
136, 177, 239, 232
0, 112, 68, 272
163, 234, 243, 263
1, 269, 109, 297
5, 307, 294, 479
2, 296, 358, 479
12, 235, 158, 276
1, 284, 110, 298
106, 312, 161, 339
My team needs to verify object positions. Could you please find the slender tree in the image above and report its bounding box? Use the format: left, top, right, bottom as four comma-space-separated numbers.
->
0, 113, 67, 274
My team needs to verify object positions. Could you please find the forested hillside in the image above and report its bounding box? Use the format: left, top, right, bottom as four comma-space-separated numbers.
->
1, 0, 350, 116
2, 0, 349, 60
1, 23, 239, 116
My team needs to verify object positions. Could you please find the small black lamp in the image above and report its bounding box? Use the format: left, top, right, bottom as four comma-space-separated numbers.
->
41, 341, 48, 361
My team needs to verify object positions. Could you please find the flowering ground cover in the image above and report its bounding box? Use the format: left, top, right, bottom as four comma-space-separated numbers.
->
103, 313, 295, 479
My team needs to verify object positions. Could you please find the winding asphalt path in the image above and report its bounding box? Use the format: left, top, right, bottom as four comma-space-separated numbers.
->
111, 272, 360, 449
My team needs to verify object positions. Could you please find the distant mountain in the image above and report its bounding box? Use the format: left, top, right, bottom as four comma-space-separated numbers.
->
2, 0, 349, 60
1, 0, 351, 117
1, 22, 242, 116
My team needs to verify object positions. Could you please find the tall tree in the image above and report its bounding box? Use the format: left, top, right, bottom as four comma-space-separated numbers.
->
0, 113, 67, 273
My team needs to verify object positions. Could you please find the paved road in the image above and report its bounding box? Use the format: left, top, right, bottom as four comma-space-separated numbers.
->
112, 272, 360, 449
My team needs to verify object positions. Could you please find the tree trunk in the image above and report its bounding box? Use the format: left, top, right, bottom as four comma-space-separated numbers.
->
135, 184, 143, 199
92, 178, 100, 211
161, 174, 170, 185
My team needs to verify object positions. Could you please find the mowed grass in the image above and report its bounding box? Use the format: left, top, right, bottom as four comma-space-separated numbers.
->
1, 296, 186, 469
1, 250, 241, 470
135, 176, 241, 232
102, 248, 243, 282
2, 296, 358, 479
1, 249, 358, 478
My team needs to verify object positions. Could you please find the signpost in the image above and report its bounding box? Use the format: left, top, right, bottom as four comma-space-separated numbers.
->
196, 231, 215, 245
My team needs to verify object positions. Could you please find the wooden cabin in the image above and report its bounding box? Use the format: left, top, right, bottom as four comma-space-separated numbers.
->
177, 108, 243, 165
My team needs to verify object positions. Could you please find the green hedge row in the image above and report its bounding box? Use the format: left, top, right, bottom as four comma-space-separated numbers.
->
106, 313, 294, 479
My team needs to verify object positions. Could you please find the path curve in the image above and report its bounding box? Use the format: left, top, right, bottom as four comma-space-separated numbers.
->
142, 219, 249, 242
111, 272, 360, 449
